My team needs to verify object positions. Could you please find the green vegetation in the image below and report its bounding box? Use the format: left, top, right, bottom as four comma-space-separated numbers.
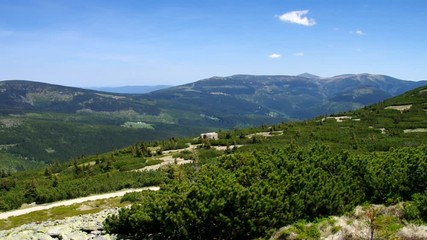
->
277, 220, 321, 240
103, 144, 427, 239
1, 84, 427, 238
0, 145, 170, 211
100, 86, 427, 239
271, 204, 410, 239
1, 75, 425, 171
0, 111, 208, 171
0, 197, 128, 230
0, 152, 44, 172
404, 191, 427, 223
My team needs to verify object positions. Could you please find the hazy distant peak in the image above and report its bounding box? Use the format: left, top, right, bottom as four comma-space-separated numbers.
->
297, 73, 322, 79
89, 85, 172, 94
328, 73, 392, 82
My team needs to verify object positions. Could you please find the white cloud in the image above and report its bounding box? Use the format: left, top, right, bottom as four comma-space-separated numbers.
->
278, 10, 316, 26
355, 30, 364, 35
350, 30, 365, 35
268, 53, 281, 59
294, 52, 304, 56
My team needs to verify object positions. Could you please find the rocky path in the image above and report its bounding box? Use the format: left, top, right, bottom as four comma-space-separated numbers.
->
0, 186, 159, 220
0, 208, 120, 240
138, 144, 243, 172
141, 156, 193, 171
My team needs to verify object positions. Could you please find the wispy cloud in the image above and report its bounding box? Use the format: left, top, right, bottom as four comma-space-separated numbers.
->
350, 30, 365, 35
294, 52, 304, 56
355, 30, 364, 35
277, 10, 316, 26
268, 53, 281, 59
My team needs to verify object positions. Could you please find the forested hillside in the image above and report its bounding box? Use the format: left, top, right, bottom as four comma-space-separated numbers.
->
0, 74, 425, 171
1, 85, 427, 238
102, 86, 427, 239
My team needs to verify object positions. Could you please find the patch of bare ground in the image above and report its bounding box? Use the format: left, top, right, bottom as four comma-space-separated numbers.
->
385, 104, 412, 112
0, 187, 159, 220
271, 204, 427, 240
140, 156, 193, 171
212, 145, 243, 151
322, 116, 352, 122
247, 131, 283, 138
368, 126, 387, 134
162, 144, 199, 154
0, 119, 23, 128
77, 204, 93, 211
140, 143, 243, 172
404, 128, 427, 133
397, 224, 427, 239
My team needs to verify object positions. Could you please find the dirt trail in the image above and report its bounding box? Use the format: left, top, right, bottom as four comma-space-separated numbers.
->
138, 144, 199, 171
139, 144, 243, 171
141, 156, 193, 171
0, 186, 159, 220
0, 143, 246, 220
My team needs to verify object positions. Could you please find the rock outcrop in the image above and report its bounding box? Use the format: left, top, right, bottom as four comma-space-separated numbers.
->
0, 208, 119, 240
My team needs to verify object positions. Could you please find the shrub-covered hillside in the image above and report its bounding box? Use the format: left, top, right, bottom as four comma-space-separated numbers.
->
102, 86, 427, 239
1, 85, 427, 239
106, 144, 427, 239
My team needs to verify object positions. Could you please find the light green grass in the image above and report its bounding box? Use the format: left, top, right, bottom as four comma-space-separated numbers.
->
0, 197, 128, 230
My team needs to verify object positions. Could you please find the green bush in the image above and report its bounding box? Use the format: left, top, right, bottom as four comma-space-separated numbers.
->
404, 191, 427, 222
104, 144, 427, 239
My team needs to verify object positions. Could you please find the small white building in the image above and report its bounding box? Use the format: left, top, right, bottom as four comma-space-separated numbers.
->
200, 132, 219, 140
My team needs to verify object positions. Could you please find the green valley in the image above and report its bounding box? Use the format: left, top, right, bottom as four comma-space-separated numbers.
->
0, 74, 426, 171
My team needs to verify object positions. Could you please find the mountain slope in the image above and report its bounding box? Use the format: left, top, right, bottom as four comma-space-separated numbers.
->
1, 85, 427, 238
103, 85, 427, 239
0, 81, 203, 169
148, 73, 426, 120
0, 80, 159, 114
0, 74, 425, 170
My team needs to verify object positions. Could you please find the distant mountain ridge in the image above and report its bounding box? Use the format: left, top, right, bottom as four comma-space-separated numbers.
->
148, 73, 427, 120
89, 85, 172, 94
0, 73, 426, 169
0, 80, 157, 114
297, 73, 322, 79
1, 74, 426, 121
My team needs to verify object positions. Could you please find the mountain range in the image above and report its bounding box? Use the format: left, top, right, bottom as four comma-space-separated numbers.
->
147, 73, 426, 121
88, 85, 171, 94
1, 82, 427, 239
0, 73, 426, 169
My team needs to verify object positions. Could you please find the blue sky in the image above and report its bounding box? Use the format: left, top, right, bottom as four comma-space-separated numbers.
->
0, 0, 426, 87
